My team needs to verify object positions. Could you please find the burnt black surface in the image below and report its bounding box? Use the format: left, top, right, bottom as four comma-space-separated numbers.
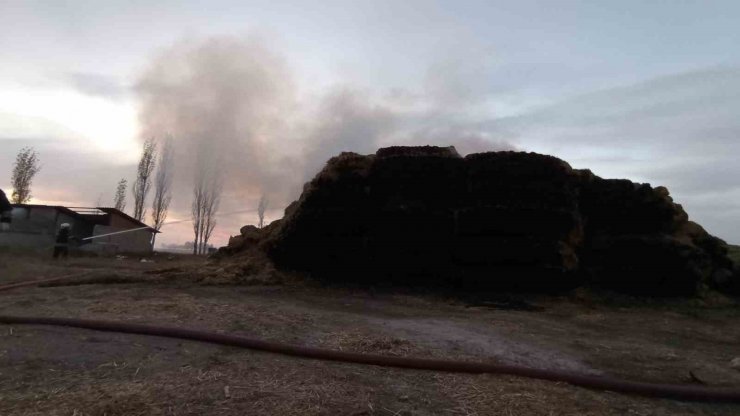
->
233, 146, 737, 295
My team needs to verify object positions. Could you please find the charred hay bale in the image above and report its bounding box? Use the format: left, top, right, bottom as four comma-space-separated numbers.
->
452, 206, 582, 287
274, 207, 370, 272
376, 145, 461, 158
368, 145, 466, 210
456, 152, 583, 286
267, 146, 583, 291
455, 206, 580, 239
240, 225, 262, 239
245, 145, 737, 296
579, 178, 681, 236
219, 224, 270, 255
452, 235, 569, 267
266, 152, 375, 274
583, 235, 708, 295
576, 177, 739, 294
464, 152, 579, 210
365, 207, 457, 285
464, 151, 574, 179
298, 152, 373, 209
678, 222, 739, 293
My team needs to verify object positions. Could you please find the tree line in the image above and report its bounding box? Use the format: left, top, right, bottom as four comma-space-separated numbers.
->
9, 140, 269, 254
115, 137, 219, 254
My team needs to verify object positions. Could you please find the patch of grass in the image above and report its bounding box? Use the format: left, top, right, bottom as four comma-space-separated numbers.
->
0, 250, 207, 286
319, 330, 417, 357
728, 244, 740, 265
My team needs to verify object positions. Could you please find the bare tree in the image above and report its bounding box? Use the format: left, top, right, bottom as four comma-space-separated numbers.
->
10, 147, 41, 204
131, 138, 157, 222
192, 176, 222, 255
201, 178, 222, 253
191, 148, 222, 255
151, 137, 174, 245
257, 194, 268, 228
113, 179, 127, 211
191, 178, 205, 255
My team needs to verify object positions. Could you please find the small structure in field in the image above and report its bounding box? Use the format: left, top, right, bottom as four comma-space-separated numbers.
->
0, 205, 158, 255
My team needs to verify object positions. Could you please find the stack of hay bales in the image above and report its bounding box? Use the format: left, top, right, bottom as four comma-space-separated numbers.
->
226, 146, 738, 295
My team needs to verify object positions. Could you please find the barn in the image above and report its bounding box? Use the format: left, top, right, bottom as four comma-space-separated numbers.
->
0, 205, 158, 255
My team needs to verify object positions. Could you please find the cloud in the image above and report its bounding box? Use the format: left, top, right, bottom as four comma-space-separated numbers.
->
61, 72, 128, 100
0, 137, 133, 206
503, 67, 740, 145
497, 66, 740, 242
0, 112, 80, 140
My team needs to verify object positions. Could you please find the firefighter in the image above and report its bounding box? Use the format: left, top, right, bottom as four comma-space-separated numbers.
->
53, 223, 72, 259
0, 188, 11, 231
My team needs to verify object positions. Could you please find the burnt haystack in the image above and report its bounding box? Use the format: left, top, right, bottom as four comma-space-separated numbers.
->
227, 146, 737, 295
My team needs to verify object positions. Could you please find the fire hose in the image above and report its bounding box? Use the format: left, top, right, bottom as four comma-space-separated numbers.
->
1, 279, 739, 402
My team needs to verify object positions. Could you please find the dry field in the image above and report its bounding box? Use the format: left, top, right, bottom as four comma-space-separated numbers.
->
0, 250, 739, 415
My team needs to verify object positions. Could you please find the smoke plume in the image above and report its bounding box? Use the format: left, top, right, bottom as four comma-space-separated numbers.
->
136, 35, 515, 241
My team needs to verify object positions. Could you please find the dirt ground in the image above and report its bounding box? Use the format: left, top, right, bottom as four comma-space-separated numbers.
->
1, 251, 739, 415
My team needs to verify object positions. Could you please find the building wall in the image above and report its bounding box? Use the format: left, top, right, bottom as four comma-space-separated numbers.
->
0, 231, 54, 250
0, 206, 83, 250
0, 206, 155, 254
92, 225, 154, 254
7, 206, 57, 235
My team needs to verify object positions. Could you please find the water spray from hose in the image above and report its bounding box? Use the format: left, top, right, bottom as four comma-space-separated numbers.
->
81, 208, 259, 241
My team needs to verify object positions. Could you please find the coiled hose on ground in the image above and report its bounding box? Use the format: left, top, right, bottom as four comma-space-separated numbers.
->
1, 277, 739, 403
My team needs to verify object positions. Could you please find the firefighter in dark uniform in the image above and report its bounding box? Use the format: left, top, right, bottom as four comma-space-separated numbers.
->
0, 188, 11, 231
54, 223, 72, 259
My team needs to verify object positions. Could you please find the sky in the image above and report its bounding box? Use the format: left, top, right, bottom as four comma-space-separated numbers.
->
1, 0, 739, 246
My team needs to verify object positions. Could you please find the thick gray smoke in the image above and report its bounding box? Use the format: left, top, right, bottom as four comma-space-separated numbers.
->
136, 35, 515, 241
137, 37, 297, 199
